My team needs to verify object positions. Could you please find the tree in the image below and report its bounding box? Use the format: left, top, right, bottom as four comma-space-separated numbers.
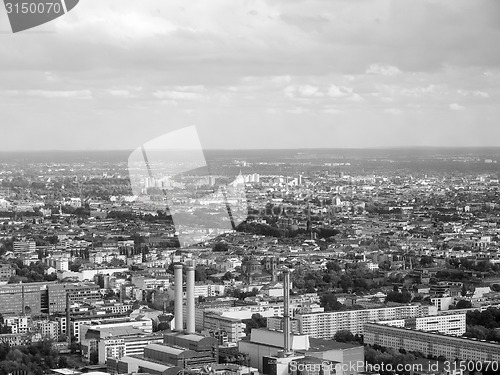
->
334, 330, 354, 343
385, 291, 412, 304
420, 255, 434, 266
461, 284, 467, 297
320, 293, 346, 312
213, 242, 229, 252
456, 300, 472, 309
325, 261, 342, 272
243, 313, 267, 334
195, 266, 207, 282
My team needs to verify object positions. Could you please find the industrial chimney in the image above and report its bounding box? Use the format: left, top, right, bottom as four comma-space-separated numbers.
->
282, 266, 293, 356
174, 263, 184, 331
185, 261, 196, 334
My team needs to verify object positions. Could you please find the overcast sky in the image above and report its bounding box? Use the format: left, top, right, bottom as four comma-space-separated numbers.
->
1, 0, 500, 151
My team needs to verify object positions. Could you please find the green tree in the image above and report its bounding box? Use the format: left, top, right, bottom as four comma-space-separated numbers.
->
456, 300, 472, 309
334, 330, 354, 343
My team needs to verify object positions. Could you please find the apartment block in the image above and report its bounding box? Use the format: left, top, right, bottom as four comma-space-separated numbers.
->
13, 241, 36, 253
364, 322, 500, 363
34, 320, 59, 340
0, 263, 16, 283
47, 283, 101, 314
378, 313, 466, 336
296, 304, 437, 339
2, 315, 30, 334
0, 283, 45, 315
203, 312, 245, 343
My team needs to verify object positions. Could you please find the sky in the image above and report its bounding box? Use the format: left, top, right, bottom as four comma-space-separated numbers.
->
1, 0, 500, 151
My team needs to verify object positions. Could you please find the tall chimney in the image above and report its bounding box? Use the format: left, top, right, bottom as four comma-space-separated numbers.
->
174, 263, 184, 331
283, 267, 292, 356
185, 262, 196, 334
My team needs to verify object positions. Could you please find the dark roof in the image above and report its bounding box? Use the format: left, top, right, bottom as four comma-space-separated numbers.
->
306, 338, 363, 352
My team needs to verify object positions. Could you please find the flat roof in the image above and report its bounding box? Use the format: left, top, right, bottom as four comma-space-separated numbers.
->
307, 338, 363, 351
146, 343, 185, 356
50, 369, 82, 375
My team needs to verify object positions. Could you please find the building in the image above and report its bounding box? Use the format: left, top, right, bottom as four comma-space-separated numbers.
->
67, 315, 153, 342
305, 338, 365, 375
0, 263, 16, 283
13, 240, 36, 253
238, 329, 364, 375
108, 355, 181, 375
0, 333, 32, 346
34, 319, 60, 340
431, 296, 454, 311
48, 283, 101, 314
267, 316, 300, 334
364, 323, 500, 363
378, 313, 466, 336
81, 326, 164, 364
238, 328, 310, 372
0, 283, 46, 315
296, 304, 437, 339
203, 312, 245, 343
2, 315, 30, 334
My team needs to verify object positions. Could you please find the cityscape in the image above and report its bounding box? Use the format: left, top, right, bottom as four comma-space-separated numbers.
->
2, 1, 500, 375
0, 147, 499, 375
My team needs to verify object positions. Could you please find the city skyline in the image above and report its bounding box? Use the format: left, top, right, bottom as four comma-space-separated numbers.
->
1, 0, 500, 151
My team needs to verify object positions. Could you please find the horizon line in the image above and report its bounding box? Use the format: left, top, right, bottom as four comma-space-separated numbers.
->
1, 145, 500, 153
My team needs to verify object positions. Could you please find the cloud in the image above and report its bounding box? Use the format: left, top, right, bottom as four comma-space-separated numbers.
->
26, 90, 92, 99
449, 103, 466, 111
384, 108, 402, 115
287, 107, 309, 114
322, 107, 342, 114
1, 0, 500, 150
107, 89, 136, 98
327, 85, 353, 98
366, 64, 402, 76
401, 85, 440, 97
458, 89, 490, 98
284, 85, 323, 98
153, 90, 204, 100
280, 14, 330, 33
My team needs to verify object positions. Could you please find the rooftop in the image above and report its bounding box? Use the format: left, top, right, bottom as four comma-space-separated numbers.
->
306, 338, 363, 352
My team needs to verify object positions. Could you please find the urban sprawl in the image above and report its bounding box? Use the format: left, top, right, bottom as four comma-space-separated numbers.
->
0, 149, 500, 375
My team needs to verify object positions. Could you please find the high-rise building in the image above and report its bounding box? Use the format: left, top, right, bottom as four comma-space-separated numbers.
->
0, 283, 46, 315
47, 283, 101, 314
296, 304, 437, 339
377, 313, 466, 336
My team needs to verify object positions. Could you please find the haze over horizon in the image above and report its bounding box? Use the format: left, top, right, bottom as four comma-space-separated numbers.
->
1, 0, 500, 151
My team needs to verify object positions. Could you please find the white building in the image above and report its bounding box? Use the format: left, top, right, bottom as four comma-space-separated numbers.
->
296, 304, 438, 339
378, 313, 466, 336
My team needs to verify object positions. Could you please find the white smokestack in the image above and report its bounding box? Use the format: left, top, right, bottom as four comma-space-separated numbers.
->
174, 263, 184, 331
186, 262, 196, 334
